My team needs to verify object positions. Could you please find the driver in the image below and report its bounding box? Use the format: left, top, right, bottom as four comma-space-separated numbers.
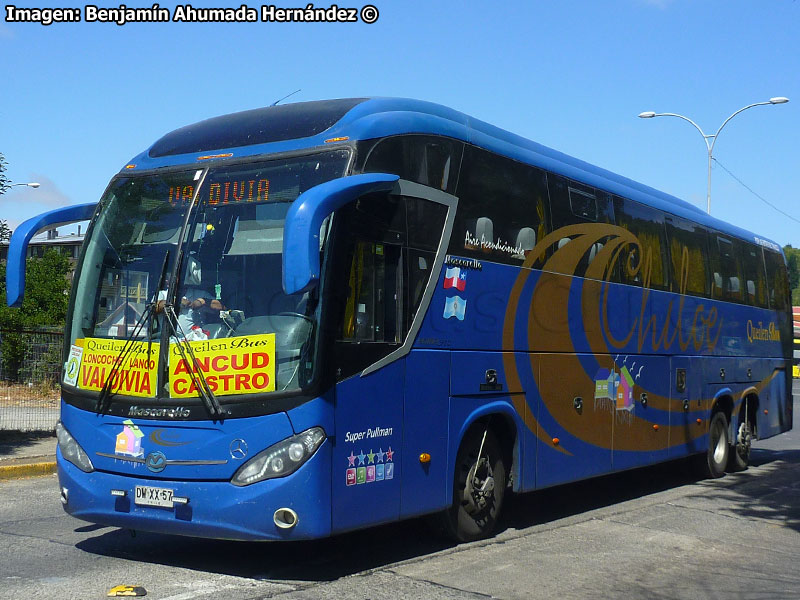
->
176, 254, 227, 340
155, 254, 228, 341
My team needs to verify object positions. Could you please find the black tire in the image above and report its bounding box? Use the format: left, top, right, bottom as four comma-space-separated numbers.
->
698, 411, 729, 478
440, 428, 506, 543
728, 412, 752, 472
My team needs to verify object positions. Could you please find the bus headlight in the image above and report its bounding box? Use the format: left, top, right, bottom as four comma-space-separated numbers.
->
56, 421, 94, 473
231, 427, 325, 486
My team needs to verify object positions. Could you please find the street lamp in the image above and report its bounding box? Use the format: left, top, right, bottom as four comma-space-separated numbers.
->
638, 97, 789, 214
7, 182, 41, 189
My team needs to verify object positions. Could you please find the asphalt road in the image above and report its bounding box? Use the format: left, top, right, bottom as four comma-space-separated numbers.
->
1, 389, 799, 600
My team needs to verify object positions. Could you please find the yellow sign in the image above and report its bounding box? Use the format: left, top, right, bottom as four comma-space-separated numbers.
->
168, 334, 276, 398
79, 338, 159, 398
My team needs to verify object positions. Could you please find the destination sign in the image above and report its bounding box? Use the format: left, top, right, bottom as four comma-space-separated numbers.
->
167, 178, 270, 206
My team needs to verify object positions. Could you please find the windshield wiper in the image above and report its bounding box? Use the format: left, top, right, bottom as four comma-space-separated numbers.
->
153, 168, 223, 420
95, 251, 170, 414
162, 304, 223, 419
95, 301, 158, 414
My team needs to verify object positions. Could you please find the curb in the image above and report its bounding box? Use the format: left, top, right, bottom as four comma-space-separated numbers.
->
0, 460, 57, 480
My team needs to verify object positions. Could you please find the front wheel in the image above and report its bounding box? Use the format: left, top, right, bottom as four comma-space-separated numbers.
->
440, 428, 506, 542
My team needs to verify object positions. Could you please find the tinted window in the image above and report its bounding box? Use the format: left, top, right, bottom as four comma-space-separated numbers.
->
569, 187, 598, 221
450, 145, 550, 266
741, 244, 769, 308
613, 197, 669, 290
764, 250, 789, 311
708, 234, 743, 302
549, 176, 614, 279
332, 195, 446, 380
361, 135, 462, 195
149, 98, 366, 157
666, 218, 708, 297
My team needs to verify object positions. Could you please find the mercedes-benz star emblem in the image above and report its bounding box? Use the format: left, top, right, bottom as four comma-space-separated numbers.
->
145, 451, 167, 473
230, 439, 248, 460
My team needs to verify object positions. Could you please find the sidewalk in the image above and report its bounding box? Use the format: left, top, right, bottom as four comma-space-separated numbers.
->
0, 432, 57, 480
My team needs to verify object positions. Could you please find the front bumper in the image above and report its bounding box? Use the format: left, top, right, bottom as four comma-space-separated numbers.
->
57, 441, 332, 541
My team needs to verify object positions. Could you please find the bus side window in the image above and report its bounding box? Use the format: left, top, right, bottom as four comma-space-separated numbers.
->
741, 243, 769, 308
406, 197, 447, 325
713, 235, 743, 303
361, 135, 462, 194
612, 196, 669, 291
764, 249, 789, 311
665, 218, 708, 297
547, 177, 614, 279
449, 145, 550, 266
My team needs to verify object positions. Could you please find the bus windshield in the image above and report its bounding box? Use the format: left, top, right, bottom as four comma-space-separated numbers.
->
66, 149, 350, 401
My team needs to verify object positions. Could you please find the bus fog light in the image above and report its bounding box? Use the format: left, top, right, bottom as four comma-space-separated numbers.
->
56, 421, 94, 473
60, 487, 69, 506
231, 427, 326, 486
274, 507, 298, 529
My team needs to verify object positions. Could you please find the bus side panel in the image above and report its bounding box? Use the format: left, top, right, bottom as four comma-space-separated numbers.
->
400, 349, 450, 519
757, 362, 793, 440
611, 354, 672, 470
536, 353, 613, 489
449, 350, 527, 485
331, 360, 404, 534
668, 356, 708, 459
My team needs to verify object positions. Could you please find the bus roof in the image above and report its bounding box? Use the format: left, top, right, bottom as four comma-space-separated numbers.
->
124, 97, 782, 252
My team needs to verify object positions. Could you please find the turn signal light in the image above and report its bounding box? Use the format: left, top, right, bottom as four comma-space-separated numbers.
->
419, 453, 431, 464
552, 438, 560, 446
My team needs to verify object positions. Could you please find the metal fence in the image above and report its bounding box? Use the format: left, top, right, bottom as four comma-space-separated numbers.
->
0, 328, 63, 432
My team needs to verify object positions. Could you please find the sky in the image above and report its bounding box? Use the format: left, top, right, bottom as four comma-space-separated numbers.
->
1, 0, 798, 246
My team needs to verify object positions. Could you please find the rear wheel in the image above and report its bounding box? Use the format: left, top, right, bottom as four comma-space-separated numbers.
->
440, 428, 506, 542
728, 416, 753, 472
698, 411, 729, 478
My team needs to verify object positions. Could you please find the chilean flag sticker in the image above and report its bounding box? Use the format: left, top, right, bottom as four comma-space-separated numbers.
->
443, 266, 467, 291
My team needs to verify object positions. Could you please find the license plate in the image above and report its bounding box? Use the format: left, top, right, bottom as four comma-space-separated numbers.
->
134, 485, 174, 508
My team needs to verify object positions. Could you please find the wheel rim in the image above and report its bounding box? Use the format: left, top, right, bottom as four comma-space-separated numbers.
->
736, 422, 752, 460
462, 457, 495, 516
712, 419, 726, 465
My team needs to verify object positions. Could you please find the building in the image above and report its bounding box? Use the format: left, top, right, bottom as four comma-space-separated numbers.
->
0, 227, 85, 271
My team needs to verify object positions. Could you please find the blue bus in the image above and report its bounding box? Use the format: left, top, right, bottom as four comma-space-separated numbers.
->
6, 98, 793, 542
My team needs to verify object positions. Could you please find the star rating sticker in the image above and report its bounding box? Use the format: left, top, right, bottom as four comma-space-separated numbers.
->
357, 450, 366, 466
385, 447, 394, 462
347, 451, 356, 467
376, 448, 385, 463
367, 449, 375, 464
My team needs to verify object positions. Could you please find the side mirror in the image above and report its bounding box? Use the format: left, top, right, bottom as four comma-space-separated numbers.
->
5, 203, 98, 307
282, 173, 399, 295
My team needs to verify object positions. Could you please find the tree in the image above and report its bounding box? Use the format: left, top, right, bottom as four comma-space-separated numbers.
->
784, 245, 800, 306
0, 153, 12, 243
0, 249, 71, 380
0, 152, 9, 195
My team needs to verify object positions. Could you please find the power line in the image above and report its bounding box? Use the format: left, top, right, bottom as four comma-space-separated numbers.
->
713, 157, 800, 226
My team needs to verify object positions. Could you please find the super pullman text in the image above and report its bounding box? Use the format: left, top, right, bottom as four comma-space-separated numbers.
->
4, 3, 380, 26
